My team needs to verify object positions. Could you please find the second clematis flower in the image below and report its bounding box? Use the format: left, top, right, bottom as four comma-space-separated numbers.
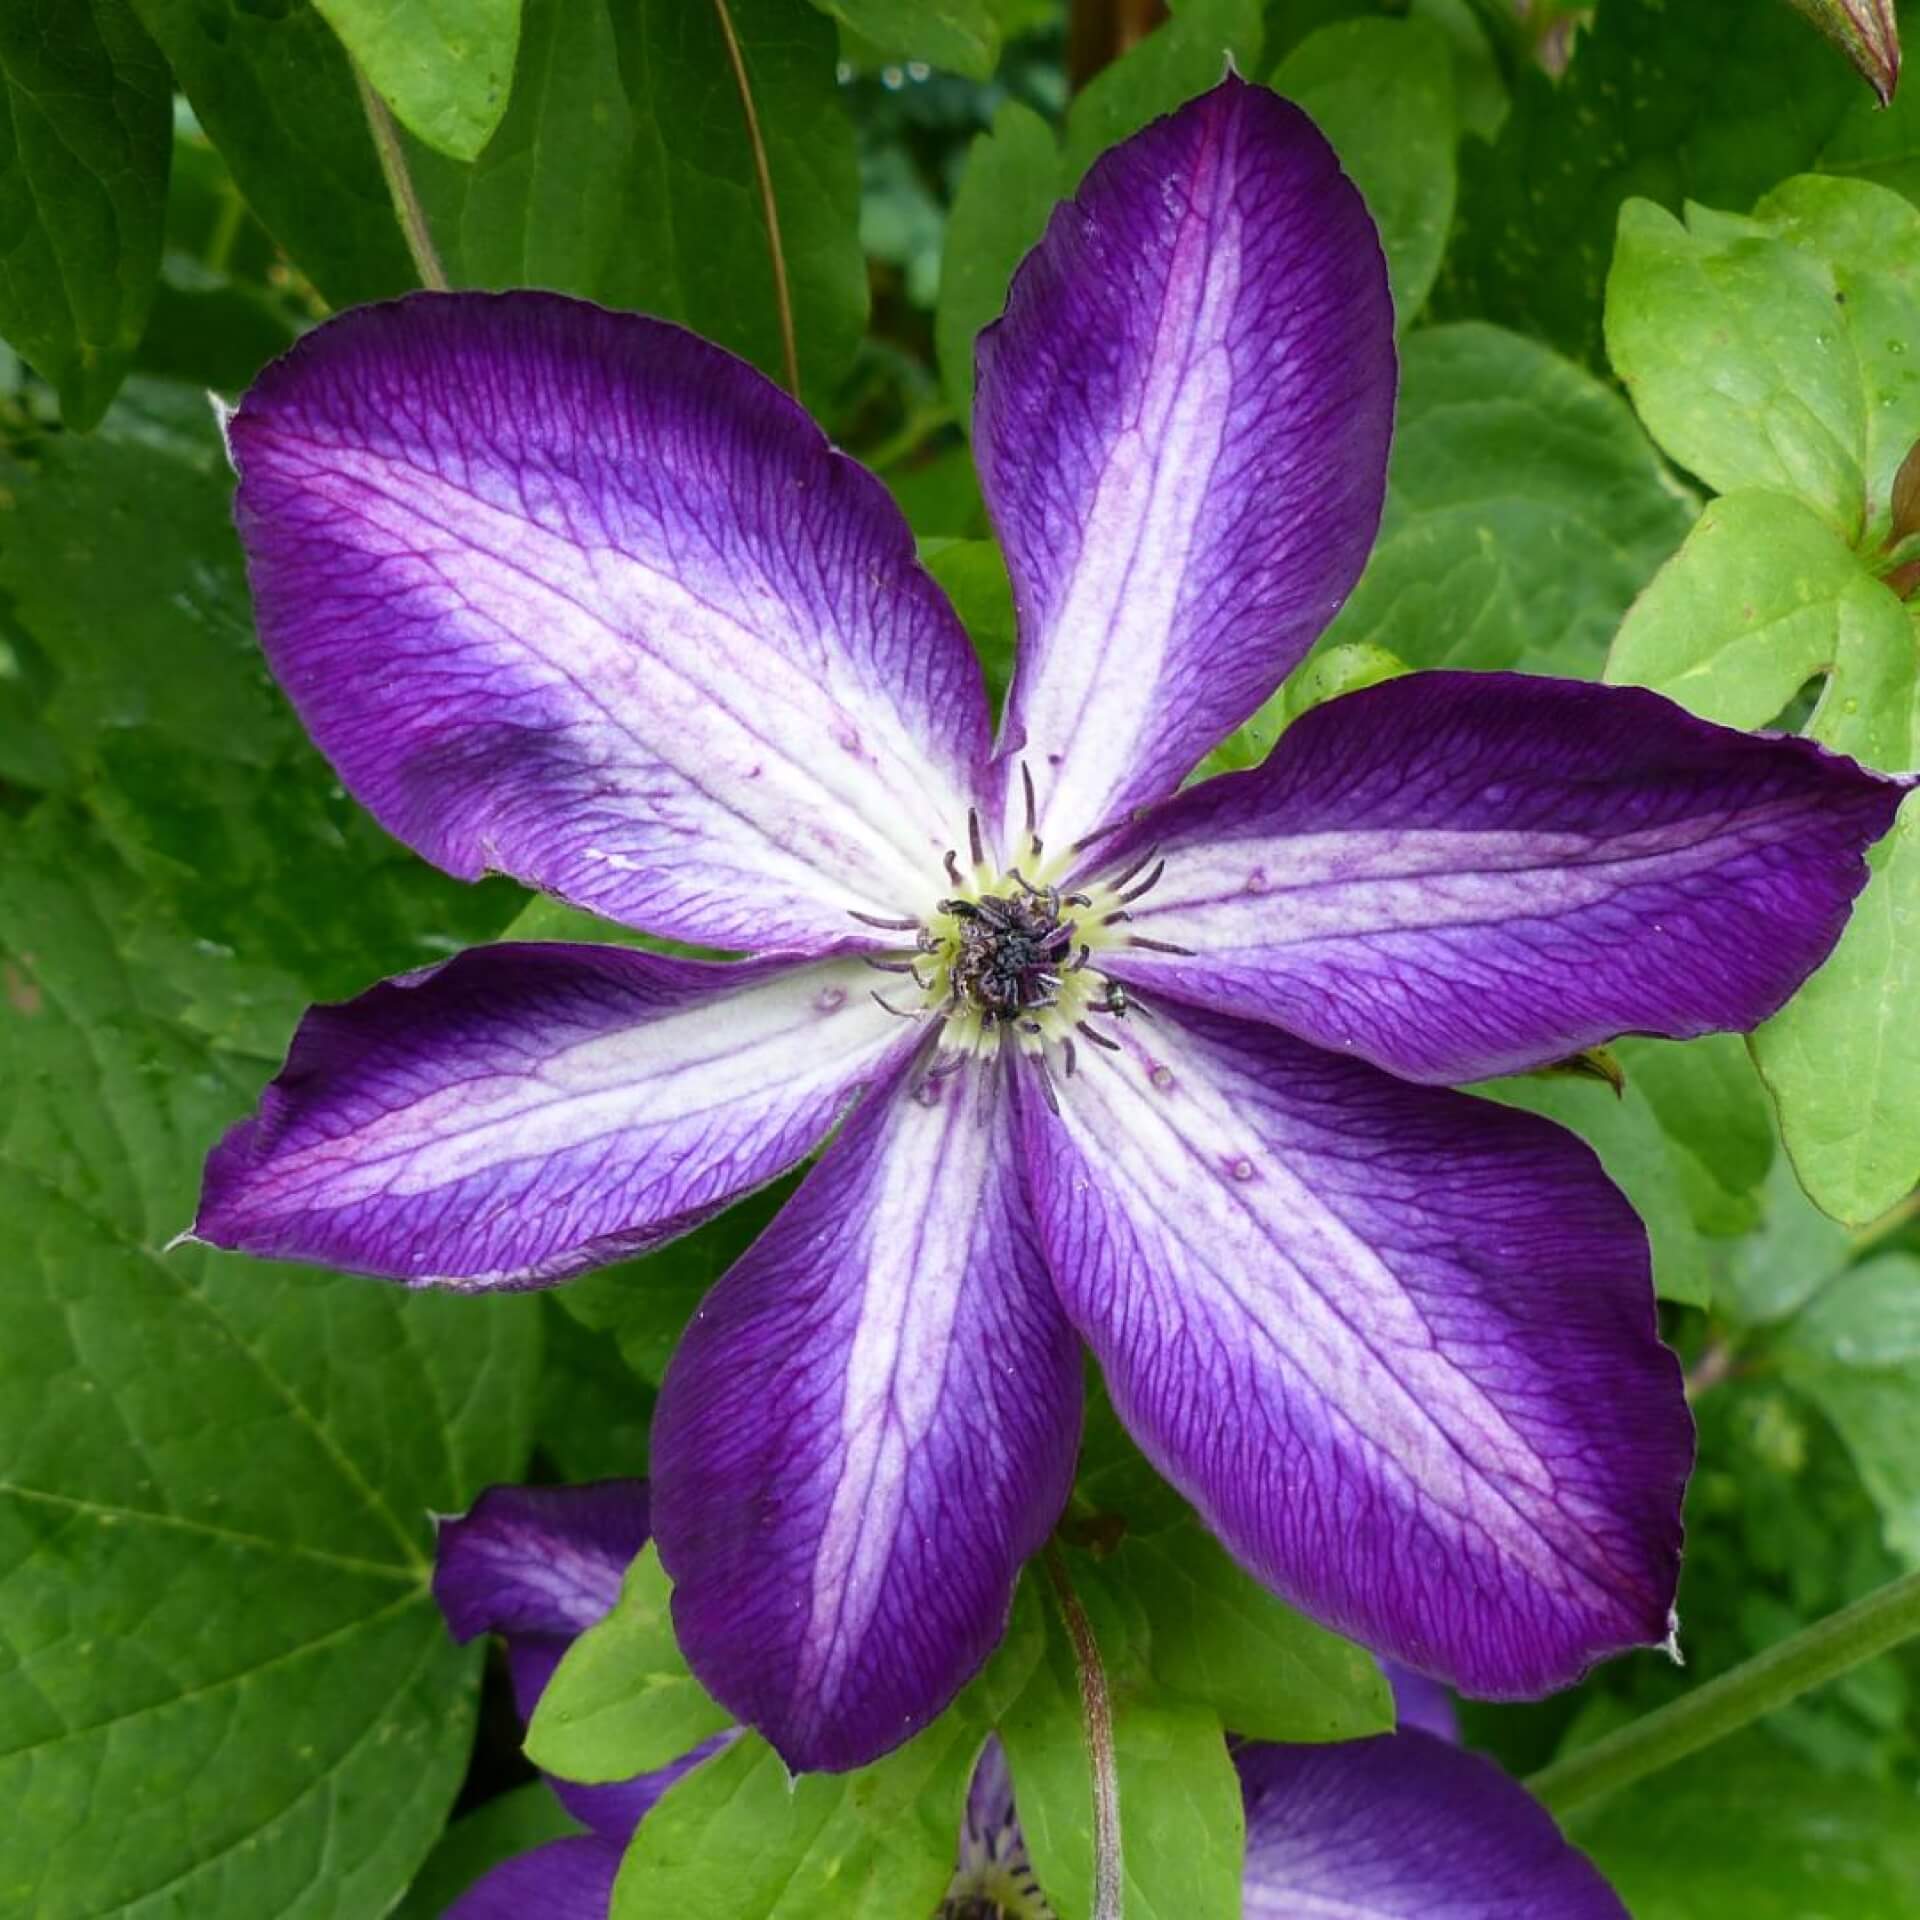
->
430, 1480, 1630, 1919
192, 76, 1907, 1771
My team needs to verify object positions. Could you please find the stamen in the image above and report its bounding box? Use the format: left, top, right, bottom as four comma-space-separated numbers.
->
1128, 935, 1194, 956
1107, 845, 1161, 894
1021, 762, 1043, 861
1076, 1020, 1122, 1051
870, 990, 920, 1017
1102, 909, 1132, 926
944, 849, 964, 887
1067, 944, 1092, 972
927, 1050, 968, 1080
1069, 814, 1134, 857
1061, 1035, 1079, 1078
862, 954, 919, 974
967, 807, 985, 869
1113, 858, 1165, 906
849, 910, 921, 932
1031, 1051, 1061, 1116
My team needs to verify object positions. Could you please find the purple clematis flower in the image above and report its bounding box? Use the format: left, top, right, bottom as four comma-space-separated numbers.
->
192, 77, 1907, 1773
432, 1480, 1627, 1920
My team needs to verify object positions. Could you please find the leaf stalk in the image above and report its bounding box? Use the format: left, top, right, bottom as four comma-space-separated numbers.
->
1528, 1568, 1920, 1816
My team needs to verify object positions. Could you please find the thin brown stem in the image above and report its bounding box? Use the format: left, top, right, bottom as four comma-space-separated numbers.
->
1044, 1544, 1123, 1920
711, 0, 799, 398
353, 63, 448, 292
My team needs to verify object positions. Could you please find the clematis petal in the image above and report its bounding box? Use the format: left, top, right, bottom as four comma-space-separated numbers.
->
434, 1480, 651, 1648
1021, 1001, 1690, 1699
1238, 1731, 1627, 1918
1385, 1662, 1459, 1744
1096, 673, 1908, 1084
445, 1836, 620, 1920
431, 1478, 691, 1842
230, 291, 987, 950
652, 1059, 1080, 1773
976, 75, 1393, 852
194, 944, 915, 1287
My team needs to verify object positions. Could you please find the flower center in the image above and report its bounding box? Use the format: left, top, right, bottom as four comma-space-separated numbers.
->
854, 781, 1185, 1108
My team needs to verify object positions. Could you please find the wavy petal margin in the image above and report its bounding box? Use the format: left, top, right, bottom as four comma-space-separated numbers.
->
1239, 1731, 1627, 1917
230, 292, 987, 949
1021, 1000, 1691, 1698
194, 945, 913, 1287
1096, 673, 1908, 1083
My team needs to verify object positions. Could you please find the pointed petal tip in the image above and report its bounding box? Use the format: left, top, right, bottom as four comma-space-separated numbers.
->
977, 67, 1394, 849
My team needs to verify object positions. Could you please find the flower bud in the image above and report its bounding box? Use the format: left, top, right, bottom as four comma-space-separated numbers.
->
1787, 0, 1900, 106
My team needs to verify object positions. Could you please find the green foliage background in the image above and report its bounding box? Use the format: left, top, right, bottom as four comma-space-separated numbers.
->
3, 1, 1919, 1915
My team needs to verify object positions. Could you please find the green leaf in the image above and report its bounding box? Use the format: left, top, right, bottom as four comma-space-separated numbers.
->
1272, 15, 1456, 327
404, 0, 630, 293
535, 1296, 654, 1481
1574, 1729, 1920, 1916
0, 818, 542, 1920
0, 378, 520, 1005
1614, 1034, 1775, 1238
1776, 1254, 1920, 1566
410, 0, 864, 404
1752, 800, 1920, 1225
527, 1545, 732, 1784
1325, 322, 1695, 679
1606, 490, 1915, 758
812, 0, 1000, 78
613, 1719, 979, 1920
557, 1180, 795, 1388
394, 1782, 584, 1920
922, 535, 1015, 709
936, 0, 1263, 418
1608, 180, 1920, 543
1479, 1075, 1710, 1307
129, 0, 415, 307
998, 1559, 1244, 1920
0, 0, 171, 427
313, 0, 520, 161
1196, 640, 1407, 777
1608, 200, 1864, 536
1435, 0, 1875, 366
1714, 1154, 1855, 1328
935, 98, 1060, 420
1122, 1526, 1392, 1743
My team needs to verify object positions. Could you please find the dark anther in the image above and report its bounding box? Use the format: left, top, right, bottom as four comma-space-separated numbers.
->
870, 990, 920, 1017
1067, 944, 1092, 973
1061, 1035, 1079, 1078
1102, 909, 1133, 926
862, 954, 919, 973
1113, 858, 1165, 906
1128, 935, 1194, 956
1063, 891, 1093, 908
1020, 762, 1043, 861
849, 909, 921, 931
944, 849, 964, 887
967, 807, 985, 869
942, 878, 1082, 1023
1076, 1019, 1122, 1051
1107, 845, 1161, 894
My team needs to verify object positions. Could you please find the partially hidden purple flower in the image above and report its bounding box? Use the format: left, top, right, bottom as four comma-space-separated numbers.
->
433, 1483, 1626, 1919
192, 76, 1907, 1772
